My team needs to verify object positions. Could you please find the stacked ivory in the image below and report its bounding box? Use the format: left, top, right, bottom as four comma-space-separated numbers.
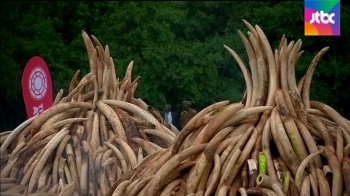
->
1, 20, 349, 196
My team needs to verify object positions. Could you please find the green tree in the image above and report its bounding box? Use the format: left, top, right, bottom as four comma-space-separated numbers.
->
1, 1, 349, 130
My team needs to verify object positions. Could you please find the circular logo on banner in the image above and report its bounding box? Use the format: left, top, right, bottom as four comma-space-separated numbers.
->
29, 67, 48, 100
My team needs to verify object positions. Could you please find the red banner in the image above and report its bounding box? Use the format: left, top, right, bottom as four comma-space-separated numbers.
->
21, 56, 53, 118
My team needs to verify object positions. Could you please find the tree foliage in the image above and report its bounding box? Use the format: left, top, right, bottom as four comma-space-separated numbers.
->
1, 1, 349, 130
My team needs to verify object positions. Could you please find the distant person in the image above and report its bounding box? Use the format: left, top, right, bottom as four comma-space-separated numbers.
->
180, 101, 197, 129
164, 104, 180, 130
